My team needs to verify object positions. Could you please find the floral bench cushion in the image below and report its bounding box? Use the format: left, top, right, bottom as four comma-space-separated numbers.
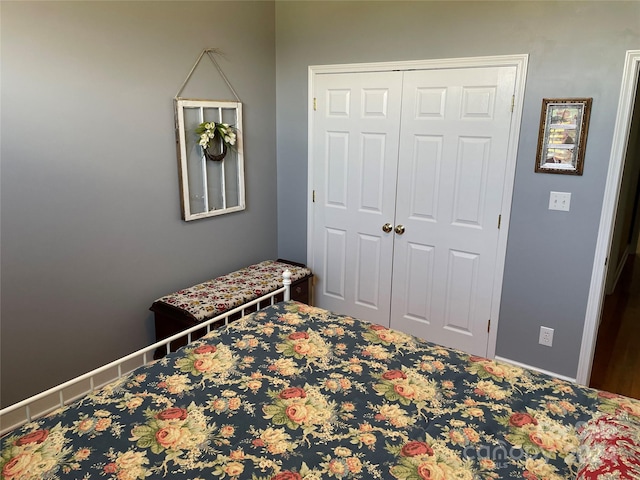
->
152, 260, 312, 322
577, 410, 640, 479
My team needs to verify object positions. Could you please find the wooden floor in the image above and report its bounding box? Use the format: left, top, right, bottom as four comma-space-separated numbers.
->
589, 254, 640, 399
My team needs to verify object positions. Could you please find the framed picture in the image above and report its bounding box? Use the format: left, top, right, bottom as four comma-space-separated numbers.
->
535, 98, 592, 175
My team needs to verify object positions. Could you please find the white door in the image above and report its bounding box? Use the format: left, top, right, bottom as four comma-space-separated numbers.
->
390, 67, 516, 356
311, 71, 403, 325
310, 62, 519, 356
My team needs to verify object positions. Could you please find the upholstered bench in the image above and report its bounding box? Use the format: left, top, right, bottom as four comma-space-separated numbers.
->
150, 259, 312, 356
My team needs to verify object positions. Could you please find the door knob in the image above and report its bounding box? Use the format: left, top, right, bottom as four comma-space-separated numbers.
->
395, 224, 405, 235
382, 223, 393, 233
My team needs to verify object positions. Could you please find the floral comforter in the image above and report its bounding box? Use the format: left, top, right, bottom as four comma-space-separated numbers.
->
2, 302, 639, 480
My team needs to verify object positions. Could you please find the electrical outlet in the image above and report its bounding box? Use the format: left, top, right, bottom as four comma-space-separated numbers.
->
549, 191, 571, 211
539, 326, 554, 347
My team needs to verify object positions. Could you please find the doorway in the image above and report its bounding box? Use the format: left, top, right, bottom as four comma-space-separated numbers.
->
589, 67, 640, 399
578, 50, 640, 386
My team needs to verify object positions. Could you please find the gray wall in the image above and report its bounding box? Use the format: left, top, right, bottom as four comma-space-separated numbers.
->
275, 1, 640, 378
1, 1, 277, 407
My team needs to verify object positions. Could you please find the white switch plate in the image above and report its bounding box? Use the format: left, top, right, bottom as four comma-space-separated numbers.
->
549, 191, 571, 211
539, 326, 554, 347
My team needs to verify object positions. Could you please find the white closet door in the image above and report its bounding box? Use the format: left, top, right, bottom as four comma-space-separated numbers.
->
311, 71, 403, 325
390, 67, 517, 356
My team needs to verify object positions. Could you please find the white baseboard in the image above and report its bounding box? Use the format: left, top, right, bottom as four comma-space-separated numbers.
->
494, 355, 578, 384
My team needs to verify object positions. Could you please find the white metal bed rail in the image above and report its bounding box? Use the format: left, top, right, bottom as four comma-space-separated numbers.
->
0, 271, 291, 436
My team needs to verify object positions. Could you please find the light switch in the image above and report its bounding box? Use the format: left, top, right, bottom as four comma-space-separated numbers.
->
549, 191, 571, 211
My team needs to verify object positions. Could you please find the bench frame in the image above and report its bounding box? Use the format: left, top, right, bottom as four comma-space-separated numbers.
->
150, 259, 312, 356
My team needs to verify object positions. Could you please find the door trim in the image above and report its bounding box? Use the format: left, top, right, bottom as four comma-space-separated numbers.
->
307, 54, 529, 358
577, 50, 640, 385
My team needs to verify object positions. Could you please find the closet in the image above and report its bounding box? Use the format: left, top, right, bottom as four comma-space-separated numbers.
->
308, 57, 526, 356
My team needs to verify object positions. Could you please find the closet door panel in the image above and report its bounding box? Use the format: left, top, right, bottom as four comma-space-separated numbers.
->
408, 135, 442, 220
443, 249, 480, 334
391, 66, 517, 356
311, 71, 403, 325
324, 228, 347, 299
401, 242, 435, 323
355, 233, 383, 308
452, 137, 491, 226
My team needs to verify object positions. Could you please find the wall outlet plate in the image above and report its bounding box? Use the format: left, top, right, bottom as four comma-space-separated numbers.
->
539, 326, 554, 347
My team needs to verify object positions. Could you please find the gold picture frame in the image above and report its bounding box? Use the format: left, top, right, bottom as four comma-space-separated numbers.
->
535, 98, 592, 175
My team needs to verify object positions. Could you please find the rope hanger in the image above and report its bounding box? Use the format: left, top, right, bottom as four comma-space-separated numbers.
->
174, 48, 241, 102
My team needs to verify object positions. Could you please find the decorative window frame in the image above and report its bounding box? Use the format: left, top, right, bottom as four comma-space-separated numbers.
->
175, 99, 245, 221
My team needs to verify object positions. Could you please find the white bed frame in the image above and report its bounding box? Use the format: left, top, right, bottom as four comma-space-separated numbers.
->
0, 271, 292, 436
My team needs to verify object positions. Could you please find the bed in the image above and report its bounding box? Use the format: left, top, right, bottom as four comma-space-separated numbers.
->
2, 293, 639, 479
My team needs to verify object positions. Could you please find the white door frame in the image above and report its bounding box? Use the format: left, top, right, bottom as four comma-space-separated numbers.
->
307, 54, 529, 358
577, 50, 640, 385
